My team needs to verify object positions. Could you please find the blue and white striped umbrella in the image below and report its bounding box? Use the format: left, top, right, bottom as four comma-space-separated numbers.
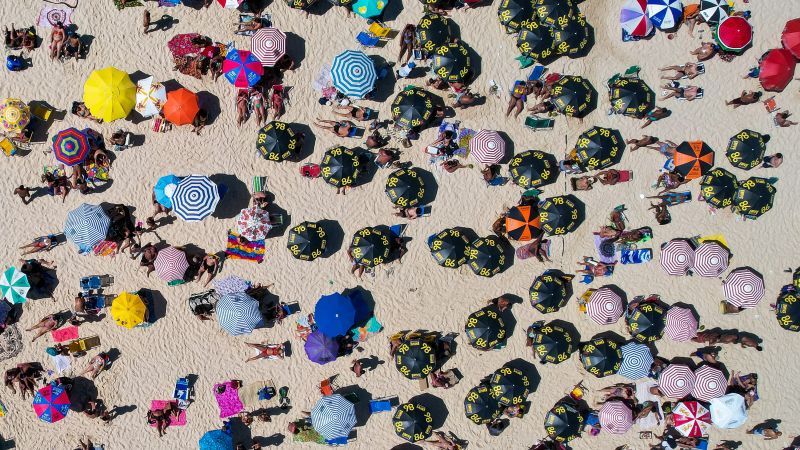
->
172, 175, 220, 222
618, 342, 653, 380
64, 203, 111, 253
331, 50, 377, 99
646, 0, 683, 30
311, 394, 357, 441
216, 292, 263, 336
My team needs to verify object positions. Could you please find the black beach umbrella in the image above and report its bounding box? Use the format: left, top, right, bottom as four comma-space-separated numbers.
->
535, 0, 576, 28
530, 271, 571, 314
528, 322, 575, 364
573, 126, 624, 170
552, 13, 591, 57
609, 77, 655, 118
699, 167, 738, 208
490, 365, 531, 405
550, 75, 595, 117
287, 221, 327, 261
508, 150, 559, 188
544, 401, 584, 443
776, 290, 800, 332
467, 236, 505, 278
349, 226, 390, 267
395, 338, 437, 379
428, 228, 470, 268
385, 167, 424, 207
465, 306, 507, 350
733, 177, 776, 219
431, 42, 472, 83
391, 87, 437, 129
517, 21, 556, 63
627, 299, 668, 343
393, 402, 434, 442
498, 0, 537, 31
464, 385, 502, 424
256, 121, 300, 162
539, 195, 581, 236
580, 338, 623, 378
320, 146, 362, 188
726, 129, 767, 170
417, 14, 453, 53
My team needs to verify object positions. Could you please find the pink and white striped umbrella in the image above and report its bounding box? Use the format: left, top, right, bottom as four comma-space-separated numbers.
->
598, 400, 633, 434
659, 364, 695, 398
251, 28, 287, 67
469, 130, 505, 164
620, 0, 653, 37
693, 241, 730, 277
218, 0, 244, 7
673, 401, 711, 437
154, 246, 189, 283
660, 238, 695, 276
723, 267, 765, 309
691, 366, 727, 401
664, 306, 698, 342
587, 287, 624, 325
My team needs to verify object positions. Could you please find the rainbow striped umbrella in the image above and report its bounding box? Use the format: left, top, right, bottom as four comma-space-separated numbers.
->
223, 48, 264, 88
52, 128, 90, 166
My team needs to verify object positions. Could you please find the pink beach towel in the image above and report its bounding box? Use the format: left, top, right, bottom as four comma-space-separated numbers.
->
149, 400, 187, 426
51, 326, 79, 343
37, 6, 74, 28
213, 381, 244, 418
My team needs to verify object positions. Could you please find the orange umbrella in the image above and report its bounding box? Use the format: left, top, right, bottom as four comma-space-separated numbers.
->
163, 88, 199, 125
673, 141, 714, 181
505, 205, 542, 241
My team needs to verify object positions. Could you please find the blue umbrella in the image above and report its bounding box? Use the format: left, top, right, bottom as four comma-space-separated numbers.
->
618, 342, 654, 380
216, 292, 263, 336
172, 175, 220, 222
646, 0, 683, 29
154, 174, 182, 209
304, 330, 340, 365
199, 430, 233, 450
314, 292, 369, 337
330, 50, 377, 99
64, 203, 111, 253
311, 394, 357, 440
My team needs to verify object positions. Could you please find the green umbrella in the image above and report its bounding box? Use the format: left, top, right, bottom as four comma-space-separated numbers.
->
464, 385, 502, 424
393, 402, 434, 442
417, 14, 453, 53
1, 267, 29, 304
431, 42, 472, 83
391, 87, 437, 129
609, 77, 655, 118
497, 0, 537, 31
627, 299, 668, 343
580, 338, 623, 378
385, 167, 424, 207
508, 150, 559, 188
699, 167, 738, 208
544, 401, 584, 443
574, 126, 624, 171
552, 13, 591, 56
550, 75, 595, 117
528, 322, 575, 364
517, 21, 556, 62
465, 306, 507, 350
349, 227, 390, 267
726, 129, 767, 170
256, 121, 300, 162
734, 177, 776, 219
321, 146, 362, 188
490, 365, 530, 405
529, 271, 571, 314
429, 228, 470, 268
539, 195, 581, 236
467, 236, 505, 277
287, 221, 327, 261
535, 0, 576, 28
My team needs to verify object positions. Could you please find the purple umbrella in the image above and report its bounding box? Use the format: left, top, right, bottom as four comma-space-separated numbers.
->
305, 330, 339, 365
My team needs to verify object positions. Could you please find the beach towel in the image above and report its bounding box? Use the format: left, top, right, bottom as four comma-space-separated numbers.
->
93, 240, 117, 257
635, 381, 664, 430
213, 381, 244, 418
51, 325, 78, 343
150, 400, 187, 426
620, 248, 652, 264
594, 235, 618, 264
37, 5, 74, 28
0, 324, 23, 362
351, 316, 383, 342
225, 232, 265, 262
699, 234, 729, 248
239, 380, 275, 409
50, 354, 70, 374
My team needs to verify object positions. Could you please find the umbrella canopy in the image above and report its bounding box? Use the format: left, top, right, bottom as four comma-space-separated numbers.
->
222, 48, 264, 88
314, 292, 368, 337
467, 236, 505, 277
0, 98, 30, 134
574, 126, 624, 170
734, 177, 776, 219
251, 28, 287, 67
288, 221, 327, 261
218, 0, 243, 7
544, 401, 584, 443
349, 227, 390, 268
723, 267, 765, 309
464, 385, 502, 424
154, 246, 189, 282
759, 48, 796, 92
490, 365, 530, 405
715, 16, 752, 53
64, 203, 111, 252
83, 67, 136, 122
417, 14, 453, 53
395, 338, 436, 379
331, 50, 377, 99
287, 0, 317, 9
213, 276, 251, 296
429, 228, 470, 268
699, 167, 737, 208
352, 0, 387, 18
599, 400, 634, 434
216, 292, 263, 336
535, 0, 575, 28
699, 0, 729, 24
321, 146, 361, 188
660, 238, 695, 276
305, 330, 340, 364
392, 87, 437, 129
432, 42, 471, 83
163, 88, 199, 126
529, 322, 575, 364
167, 33, 203, 57
693, 241, 730, 277
609, 77, 655, 118
776, 290, 800, 332
580, 338, 622, 378
646, 0, 682, 29
552, 14, 591, 57
154, 174, 181, 209
618, 342, 653, 380
674, 141, 714, 180
539, 195, 581, 236
465, 306, 507, 350
674, 401, 712, 437
393, 403, 434, 442
710, 394, 747, 429
257, 121, 300, 162
497, 0, 536, 31
551, 75, 595, 117
664, 306, 698, 342
1, 267, 29, 304
172, 175, 220, 222
517, 21, 556, 62
508, 150, 559, 188
199, 430, 234, 450
628, 300, 668, 343
587, 287, 624, 325
782, 18, 800, 58
530, 271, 570, 313
111, 291, 146, 328
621, 0, 653, 37
311, 394, 357, 440
52, 127, 90, 166
659, 364, 695, 398
470, 130, 505, 164
506, 205, 542, 241
692, 366, 727, 401
236, 206, 272, 241
32, 382, 71, 423
385, 168, 425, 207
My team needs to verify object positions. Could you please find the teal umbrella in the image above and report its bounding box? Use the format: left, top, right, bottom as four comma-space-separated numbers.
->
1, 267, 30, 304
352, 0, 387, 18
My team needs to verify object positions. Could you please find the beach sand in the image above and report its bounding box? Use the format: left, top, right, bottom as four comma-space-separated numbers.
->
1, 0, 800, 448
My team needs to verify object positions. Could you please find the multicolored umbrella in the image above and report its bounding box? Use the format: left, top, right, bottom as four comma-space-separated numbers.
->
154, 174, 182, 209
674, 141, 714, 180
609, 77, 655, 118
257, 121, 300, 162
539, 195, 581, 236
618, 342, 653, 380
52, 128, 90, 166
429, 228, 470, 268
490, 365, 530, 405
431, 42, 471, 83
236, 206, 272, 241
222, 48, 264, 88
217, 0, 243, 7
776, 290, 800, 332
135, 77, 166, 118
305, 330, 340, 364
331, 50, 376, 99
660, 238, 695, 276
212, 275, 251, 296
163, 88, 199, 126
464, 385, 502, 424
715, 16, 752, 53
574, 126, 624, 170
470, 130, 505, 164
392, 87, 437, 129
251, 28, 286, 67
83, 67, 136, 122
759, 48, 796, 92
535, 0, 575, 28
385, 168, 425, 207
154, 246, 189, 283
287, 221, 327, 261
172, 175, 220, 222
692, 366, 727, 401
664, 306, 698, 342
32, 382, 71, 423
352, 0, 386, 18
659, 364, 695, 398
699, 167, 737, 208
111, 291, 147, 328
64, 203, 111, 252
529, 322, 575, 364
587, 287, 624, 325
782, 18, 800, 59
506, 205, 542, 241
580, 338, 622, 378
646, 0, 682, 29
393, 403, 433, 442
628, 299, 668, 343
723, 267, 765, 309
734, 177, 776, 219
0, 98, 30, 134
530, 271, 571, 313
699, 0, 729, 24
199, 430, 234, 450
417, 14, 453, 53
673, 401, 711, 437
467, 236, 505, 277
508, 150, 559, 188
1, 267, 29, 304
552, 14, 591, 57
350, 227, 390, 268
497, 0, 536, 31
465, 306, 507, 350
517, 21, 556, 62
621, 0, 653, 37
395, 338, 436, 379
544, 401, 584, 443
311, 394, 357, 441
216, 292, 263, 336
321, 146, 361, 188
599, 400, 633, 434
550, 75, 595, 117
693, 241, 730, 277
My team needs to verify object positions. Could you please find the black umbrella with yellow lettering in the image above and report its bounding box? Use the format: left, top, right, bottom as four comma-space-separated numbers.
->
733, 176, 776, 219
580, 338, 623, 378
349, 227, 390, 268
517, 21, 556, 63
539, 195, 582, 236
776, 290, 800, 332
535, 0, 576, 28
385, 167, 424, 207
699, 167, 737, 208
497, 0, 536, 31
428, 228, 470, 268
256, 121, 300, 162
321, 146, 362, 188
574, 126, 624, 171
465, 306, 507, 350
467, 236, 506, 278
627, 298, 668, 343
432, 42, 472, 83
417, 14, 453, 53
544, 401, 584, 443
393, 402, 434, 442
508, 150, 559, 188
550, 75, 595, 118
528, 322, 576, 364
609, 77, 655, 118
391, 87, 437, 130
464, 385, 502, 425
395, 338, 437, 380
529, 271, 571, 314
552, 13, 591, 57
726, 129, 767, 170
490, 365, 531, 405
287, 221, 327, 261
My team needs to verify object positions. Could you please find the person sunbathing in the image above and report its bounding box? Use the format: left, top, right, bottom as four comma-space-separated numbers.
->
726, 90, 762, 108
394, 206, 424, 219
423, 431, 459, 450
314, 118, 357, 137
63, 33, 82, 59
775, 110, 798, 127
19, 235, 55, 255
659, 63, 703, 80
26, 313, 62, 342
49, 22, 65, 60
71, 102, 102, 123
244, 342, 285, 362
690, 42, 717, 62
626, 135, 658, 151
527, 100, 555, 115
79, 352, 109, 379
660, 84, 702, 101
333, 105, 374, 121
236, 90, 249, 126
249, 90, 266, 126
195, 254, 219, 287
235, 15, 265, 32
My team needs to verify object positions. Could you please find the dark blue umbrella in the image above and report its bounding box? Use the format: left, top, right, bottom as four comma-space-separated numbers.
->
314, 292, 369, 337
305, 330, 340, 365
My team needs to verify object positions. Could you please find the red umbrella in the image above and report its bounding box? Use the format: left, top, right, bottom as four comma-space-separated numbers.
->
759, 48, 796, 92
782, 18, 800, 59
715, 16, 752, 53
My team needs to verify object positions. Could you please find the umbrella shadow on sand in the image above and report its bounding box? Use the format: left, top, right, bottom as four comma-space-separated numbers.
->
416, 167, 439, 206
210, 174, 250, 220
68, 376, 98, 412
409, 393, 449, 429
285, 32, 306, 69
497, 293, 522, 341
505, 358, 542, 394
196, 91, 221, 126
368, 54, 396, 103
495, 131, 515, 165
287, 123, 316, 162
140, 288, 167, 324
334, 384, 373, 427
318, 219, 345, 258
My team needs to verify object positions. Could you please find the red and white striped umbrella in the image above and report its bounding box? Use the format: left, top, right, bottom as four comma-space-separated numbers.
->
469, 130, 505, 164
153, 246, 189, 283
217, 0, 243, 7
723, 267, 765, 309
251, 28, 287, 67
664, 306, 698, 342
673, 401, 711, 437
587, 287, 624, 325
691, 366, 727, 401
598, 400, 633, 434
659, 364, 695, 398
693, 241, 730, 277
660, 238, 695, 276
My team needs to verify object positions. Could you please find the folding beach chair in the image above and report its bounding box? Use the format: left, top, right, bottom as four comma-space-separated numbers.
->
189, 290, 218, 317
236, 14, 273, 36
368, 22, 391, 38
252, 176, 268, 195
158, 0, 181, 6
173, 377, 193, 409
356, 32, 381, 48
0, 138, 18, 157
528, 65, 547, 82
66, 335, 101, 355
369, 398, 394, 413
30, 103, 55, 122
524, 115, 555, 131
79, 275, 113, 293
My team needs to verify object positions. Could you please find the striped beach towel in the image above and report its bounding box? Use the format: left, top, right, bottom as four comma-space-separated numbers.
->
225, 232, 265, 262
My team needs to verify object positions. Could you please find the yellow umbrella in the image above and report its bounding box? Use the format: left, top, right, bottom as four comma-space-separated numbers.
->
0, 98, 31, 134
111, 291, 146, 329
83, 67, 136, 122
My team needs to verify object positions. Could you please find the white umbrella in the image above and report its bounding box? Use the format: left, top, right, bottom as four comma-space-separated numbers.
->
135, 76, 166, 118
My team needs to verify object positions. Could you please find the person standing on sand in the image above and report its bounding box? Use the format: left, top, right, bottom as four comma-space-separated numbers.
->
143, 10, 151, 34
13, 185, 34, 204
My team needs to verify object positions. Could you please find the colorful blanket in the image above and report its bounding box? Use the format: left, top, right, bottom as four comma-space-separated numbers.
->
51, 326, 79, 343
150, 400, 187, 426
213, 381, 244, 418
93, 240, 117, 257
37, 5, 74, 28
620, 248, 652, 265
225, 232, 265, 262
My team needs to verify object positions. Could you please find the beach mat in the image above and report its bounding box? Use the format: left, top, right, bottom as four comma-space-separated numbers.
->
239, 380, 275, 409
149, 400, 187, 426
620, 248, 652, 265
213, 381, 244, 418
225, 232, 265, 263
37, 5, 74, 28
51, 326, 79, 343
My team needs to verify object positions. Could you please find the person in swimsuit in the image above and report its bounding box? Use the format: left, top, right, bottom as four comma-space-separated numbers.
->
506, 80, 537, 118
690, 42, 718, 62
79, 352, 109, 379
49, 22, 65, 60
192, 109, 208, 135
762, 153, 783, 168
140, 244, 158, 277
26, 314, 62, 342
649, 202, 671, 225
659, 62, 703, 80
72, 102, 103, 123
236, 90, 249, 126
244, 342, 285, 362
775, 110, 798, 127
570, 176, 595, 191
394, 206, 424, 219
333, 105, 373, 121
19, 235, 55, 255
313, 118, 357, 137
372, 148, 399, 167
398, 24, 415, 65
63, 33, 82, 59
151, 191, 171, 220
747, 423, 782, 440
147, 407, 170, 437
247, 89, 265, 126
647, 191, 691, 207
660, 83, 702, 101
637, 139, 678, 157
195, 254, 219, 287
726, 90, 763, 108
656, 172, 688, 193
527, 100, 555, 115
641, 107, 670, 128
